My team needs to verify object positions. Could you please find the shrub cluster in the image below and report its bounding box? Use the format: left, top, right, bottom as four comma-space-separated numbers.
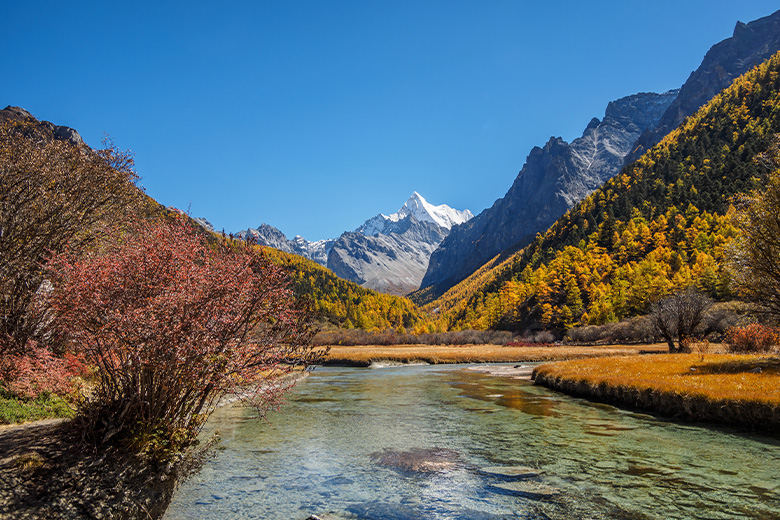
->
0, 342, 88, 399
564, 302, 746, 345
724, 323, 780, 353
507, 330, 557, 345
564, 316, 657, 345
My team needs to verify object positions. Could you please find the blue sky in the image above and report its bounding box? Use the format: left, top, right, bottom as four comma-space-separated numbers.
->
3, 1, 779, 240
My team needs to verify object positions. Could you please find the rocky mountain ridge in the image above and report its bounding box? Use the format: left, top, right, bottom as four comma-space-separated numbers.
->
235, 224, 335, 266
419, 8, 780, 300
328, 215, 449, 295
1, 106, 85, 147
626, 9, 780, 164
420, 89, 678, 295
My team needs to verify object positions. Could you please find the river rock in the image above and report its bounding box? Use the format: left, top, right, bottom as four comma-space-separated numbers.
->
479, 466, 543, 478
370, 447, 460, 473
489, 481, 561, 499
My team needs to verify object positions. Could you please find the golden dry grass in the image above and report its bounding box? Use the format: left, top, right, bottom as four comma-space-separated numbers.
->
322, 343, 668, 366
534, 353, 780, 406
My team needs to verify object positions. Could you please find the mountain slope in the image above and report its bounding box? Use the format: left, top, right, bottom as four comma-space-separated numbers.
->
435, 50, 780, 332
626, 9, 780, 163
328, 216, 449, 295
420, 91, 677, 297
1, 106, 423, 332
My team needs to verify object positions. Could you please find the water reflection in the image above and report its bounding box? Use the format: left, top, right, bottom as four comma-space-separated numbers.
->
166, 364, 780, 520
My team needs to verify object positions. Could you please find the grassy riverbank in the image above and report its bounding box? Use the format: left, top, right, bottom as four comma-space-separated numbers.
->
0, 391, 74, 425
533, 354, 780, 429
322, 343, 667, 366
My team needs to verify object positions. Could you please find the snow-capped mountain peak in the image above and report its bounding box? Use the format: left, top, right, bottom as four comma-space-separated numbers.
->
357, 192, 473, 236
389, 191, 473, 229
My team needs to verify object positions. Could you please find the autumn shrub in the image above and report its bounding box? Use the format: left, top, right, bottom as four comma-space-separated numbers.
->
565, 316, 656, 345
0, 341, 89, 400
724, 323, 780, 353
46, 217, 321, 455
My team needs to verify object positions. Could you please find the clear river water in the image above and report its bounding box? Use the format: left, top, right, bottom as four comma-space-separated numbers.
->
164, 363, 780, 520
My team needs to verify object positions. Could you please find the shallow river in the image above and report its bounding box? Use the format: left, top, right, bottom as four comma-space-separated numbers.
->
165, 364, 780, 519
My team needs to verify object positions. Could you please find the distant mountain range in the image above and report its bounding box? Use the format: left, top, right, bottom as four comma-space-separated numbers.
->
234, 192, 473, 295
417, 8, 780, 301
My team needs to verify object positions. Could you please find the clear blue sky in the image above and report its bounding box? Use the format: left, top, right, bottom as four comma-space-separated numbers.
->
3, 1, 778, 240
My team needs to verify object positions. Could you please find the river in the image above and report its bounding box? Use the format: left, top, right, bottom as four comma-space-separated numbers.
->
165, 363, 780, 519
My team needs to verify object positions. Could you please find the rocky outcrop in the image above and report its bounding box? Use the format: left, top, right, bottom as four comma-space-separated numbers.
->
626, 9, 780, 164
420, 91, 677, 296
1, 105, 85, 147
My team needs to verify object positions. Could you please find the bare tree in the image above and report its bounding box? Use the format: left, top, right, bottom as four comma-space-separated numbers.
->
651, 289, 713, 353
728, 136, 780, 323
0, 118, 142, 353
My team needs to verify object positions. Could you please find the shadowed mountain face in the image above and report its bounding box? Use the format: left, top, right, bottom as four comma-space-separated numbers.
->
326, 192, 472, 295
420, 90, 677, 296
626, 10, 780, 164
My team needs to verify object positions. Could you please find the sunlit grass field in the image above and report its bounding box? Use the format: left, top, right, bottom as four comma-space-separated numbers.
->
534, 353, 780, 407
322, 343, 668, 366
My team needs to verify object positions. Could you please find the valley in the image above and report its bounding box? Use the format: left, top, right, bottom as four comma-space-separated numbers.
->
3, 5, 780, 520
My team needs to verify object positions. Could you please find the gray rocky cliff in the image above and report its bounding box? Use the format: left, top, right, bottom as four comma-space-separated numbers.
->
1, 105, 85, 147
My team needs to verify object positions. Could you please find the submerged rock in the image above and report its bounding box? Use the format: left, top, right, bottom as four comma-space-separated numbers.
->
370, 447, 460, 474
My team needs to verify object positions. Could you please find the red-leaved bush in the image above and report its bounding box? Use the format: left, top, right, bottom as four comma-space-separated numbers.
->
724, 323, 780, 353
0, 342, 89, 399
46, 217, 321, 451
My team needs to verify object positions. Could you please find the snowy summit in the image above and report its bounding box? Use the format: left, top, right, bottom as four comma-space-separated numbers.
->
358, 192, 473, 236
